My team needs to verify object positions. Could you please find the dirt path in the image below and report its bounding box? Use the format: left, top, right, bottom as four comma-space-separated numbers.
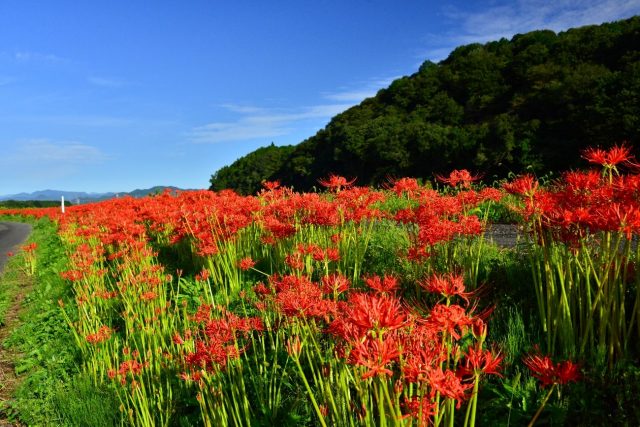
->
0, 222, 32, 426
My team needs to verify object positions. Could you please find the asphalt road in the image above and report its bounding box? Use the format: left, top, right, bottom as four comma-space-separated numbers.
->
0, 222, 32, 272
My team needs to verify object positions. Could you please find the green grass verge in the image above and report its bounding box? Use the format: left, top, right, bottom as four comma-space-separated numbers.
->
0, 216, 119, 426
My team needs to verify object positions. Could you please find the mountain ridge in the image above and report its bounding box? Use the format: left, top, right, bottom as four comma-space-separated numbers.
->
0, 186, 183, 203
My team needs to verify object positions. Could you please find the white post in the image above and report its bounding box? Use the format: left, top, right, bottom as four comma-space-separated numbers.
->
61, 196, 65, 214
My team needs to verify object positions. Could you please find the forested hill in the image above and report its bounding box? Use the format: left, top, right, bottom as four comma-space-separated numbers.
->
210, 16, 640, 194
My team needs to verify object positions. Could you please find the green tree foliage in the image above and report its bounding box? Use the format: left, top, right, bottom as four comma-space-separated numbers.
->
210, 17, 640, 193
209, 143, 295, 194
0, 200, 72, 208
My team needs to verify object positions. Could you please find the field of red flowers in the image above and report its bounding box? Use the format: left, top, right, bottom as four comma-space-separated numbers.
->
2, 145, 640, 426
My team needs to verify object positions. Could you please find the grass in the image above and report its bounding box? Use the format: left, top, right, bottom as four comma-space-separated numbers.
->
0, 216, 120, 426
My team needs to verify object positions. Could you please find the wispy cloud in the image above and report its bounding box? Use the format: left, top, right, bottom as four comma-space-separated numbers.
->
0, 139, 110, 183
13, 51, 64, 63
420, 0, 640, 61
323, 77, 400, 102
190, 103, 351, 144
88, 76, 126, 88
3, 139, 109, 164
0, 114, 134, 127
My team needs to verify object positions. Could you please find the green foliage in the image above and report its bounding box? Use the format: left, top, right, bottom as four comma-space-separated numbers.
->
51, 375, 120, 427
3, 219, 82, 425
211, 16, 640, 193
210, 143, 295, 194
0, 200, 71, 208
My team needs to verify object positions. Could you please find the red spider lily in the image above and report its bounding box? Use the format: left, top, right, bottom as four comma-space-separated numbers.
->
318, 174, 356, 191
365, 274, 399, 295
349, 336, 400, 379
21, 242, 37, 252
582, 143, 634, 168
321, 273, 351, 296
172, 332, 185, 345
85, 325, 112, 344
386, 177, 421, 196
275, 276, 335, 319
262, 180, 281, 191
285, 253, 304, 270
346, 293, 407, 336
195, 269, 210, 282
436, 169, 481, 189
402, 396, 437, 425
428, 367, 473, 407
523, 352, 580, 387
503, 174, 539, 197
426, 304, 473, 340
458, 345, 503, 377
237, 257, 256, 271
420, 272, 473, 304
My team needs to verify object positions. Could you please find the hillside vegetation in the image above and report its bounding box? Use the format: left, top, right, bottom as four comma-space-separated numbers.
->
210, 16, 640, 194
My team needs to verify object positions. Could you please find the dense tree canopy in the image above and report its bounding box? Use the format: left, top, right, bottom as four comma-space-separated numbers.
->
210, 17, 640, 194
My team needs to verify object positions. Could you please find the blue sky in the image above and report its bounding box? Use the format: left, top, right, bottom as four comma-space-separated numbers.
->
1, 0, 639, 195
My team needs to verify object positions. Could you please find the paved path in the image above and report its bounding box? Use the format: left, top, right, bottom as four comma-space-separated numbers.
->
0, 222, 32, 271
484, 223, 520, 248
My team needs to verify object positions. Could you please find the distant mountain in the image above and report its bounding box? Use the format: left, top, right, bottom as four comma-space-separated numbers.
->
210, 16, 640, 194
0, 186, 182, 204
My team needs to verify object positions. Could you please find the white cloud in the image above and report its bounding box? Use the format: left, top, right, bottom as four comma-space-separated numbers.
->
14, 51, 64, 63
0, 140, 110, 185
420, 0, 640, 61
88, 76, 126, 88
190, 103, 352, 144
2, 139, 109, 165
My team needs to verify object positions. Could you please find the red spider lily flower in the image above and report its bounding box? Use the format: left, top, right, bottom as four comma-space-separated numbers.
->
428, 367, 473, 407
349, 336, 400, 379
427, 304, 473, 340
503, 174, 539, 197
348, 293, 407, 335
436, 169, 481, 189
406, 246, 431, 262
321, 273, 350, 296
386, 177, 421, 196
262, 180, 281, 191
86, 325, 112, 344
118, 359, 147, 377
402, 396, 437, 425
172, 333, 185, 345
582, 143, 634, 168
21, 242, 37, 252
318, 174, 356, 192
420, 272, 472, 304
285, 253, 304, 270
60, 269, 84, 282
365, 274, 399, 295
523, 352, 580, 387
140, 291, 158, 301
459, 345, 503, 378
325, 247, 340, 262
237, 257, 256, 271
195, 269, 210, 282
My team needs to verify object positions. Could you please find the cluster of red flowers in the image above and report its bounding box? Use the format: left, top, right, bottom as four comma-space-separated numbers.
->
523, 350, 581, 387
177, 305, 264, 373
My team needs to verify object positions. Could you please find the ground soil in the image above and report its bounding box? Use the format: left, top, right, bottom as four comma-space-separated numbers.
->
0, 269, 31, 426
0, 224, 32, 427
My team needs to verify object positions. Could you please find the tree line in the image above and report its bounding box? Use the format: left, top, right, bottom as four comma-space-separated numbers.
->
211, 16, 640, 194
